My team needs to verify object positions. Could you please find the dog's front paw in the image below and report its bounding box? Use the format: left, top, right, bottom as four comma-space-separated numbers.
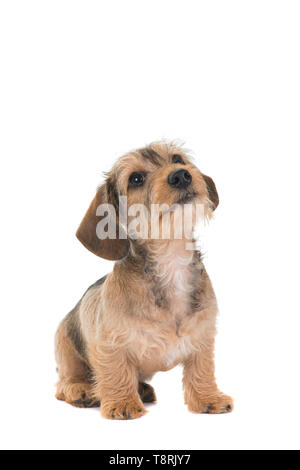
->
187, 392, 234, 414
101, 398, 147, 420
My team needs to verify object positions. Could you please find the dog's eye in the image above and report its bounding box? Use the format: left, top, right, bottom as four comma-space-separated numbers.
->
129, 172, 146, 187
172, 154, 185, 164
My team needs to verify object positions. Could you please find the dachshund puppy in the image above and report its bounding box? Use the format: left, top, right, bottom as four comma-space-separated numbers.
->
55, 141, 233, 419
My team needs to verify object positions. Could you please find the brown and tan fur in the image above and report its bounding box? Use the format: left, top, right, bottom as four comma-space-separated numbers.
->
55, 141, 233, 419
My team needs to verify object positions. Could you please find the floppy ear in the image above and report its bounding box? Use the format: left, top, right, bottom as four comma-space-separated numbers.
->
76, 184, 129, 261
202, 174, 219, 210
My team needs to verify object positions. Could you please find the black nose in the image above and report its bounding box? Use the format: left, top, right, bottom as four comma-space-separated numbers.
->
168, 169, 192, 189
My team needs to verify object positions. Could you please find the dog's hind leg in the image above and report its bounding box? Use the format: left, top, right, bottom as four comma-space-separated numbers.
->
55, 313, 100, 408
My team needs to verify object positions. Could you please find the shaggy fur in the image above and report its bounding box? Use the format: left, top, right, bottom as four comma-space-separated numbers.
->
55, 141, 233, 419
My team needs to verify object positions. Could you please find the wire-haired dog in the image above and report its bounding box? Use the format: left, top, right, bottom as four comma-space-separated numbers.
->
55, 141, 233, 419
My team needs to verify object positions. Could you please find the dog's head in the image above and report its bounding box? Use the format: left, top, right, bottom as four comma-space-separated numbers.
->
76, 142, 218, 260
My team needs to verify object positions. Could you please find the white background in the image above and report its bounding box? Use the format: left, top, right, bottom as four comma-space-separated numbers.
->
0, 0, 299, 450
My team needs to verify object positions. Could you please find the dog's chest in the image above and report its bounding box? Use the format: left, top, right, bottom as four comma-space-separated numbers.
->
133, 320, 195, 372
133, 252, 196, 370
149, 250, 194, 318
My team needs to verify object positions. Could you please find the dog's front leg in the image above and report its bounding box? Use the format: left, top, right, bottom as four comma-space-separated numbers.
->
89, 345, 146, 420
183, 339, 233, 414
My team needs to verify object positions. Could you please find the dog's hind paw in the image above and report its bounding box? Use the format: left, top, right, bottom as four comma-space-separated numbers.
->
138, 382, 157, 403
72, 393, 100, 408
55, 381, 100, 408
